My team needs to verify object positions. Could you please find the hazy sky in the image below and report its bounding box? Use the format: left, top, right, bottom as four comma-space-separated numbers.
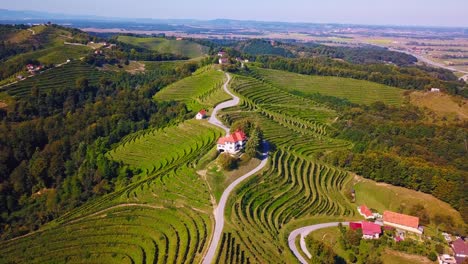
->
2, 0, 467, 27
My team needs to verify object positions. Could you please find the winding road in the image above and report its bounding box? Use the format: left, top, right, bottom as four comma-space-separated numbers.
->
202, 72, 269, 264
288, 222, 349, 264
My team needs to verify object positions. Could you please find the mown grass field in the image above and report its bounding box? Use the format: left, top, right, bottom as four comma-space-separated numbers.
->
118, 36, 209, 58
154, 68, 230, 111
4, 61, 107, 97
252, 67, 405, 106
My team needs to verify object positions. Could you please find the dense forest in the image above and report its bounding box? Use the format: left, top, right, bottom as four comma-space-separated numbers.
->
0, 59, 200, 239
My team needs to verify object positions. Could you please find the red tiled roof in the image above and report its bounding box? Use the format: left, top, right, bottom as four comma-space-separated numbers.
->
359, 205, 373, 218
199, 109, 207, 115
452, 238, 468, 255
383, 211, 419, 229
349, 222, 362, 230
362, 221, 381, 235
217, 130, 247, 144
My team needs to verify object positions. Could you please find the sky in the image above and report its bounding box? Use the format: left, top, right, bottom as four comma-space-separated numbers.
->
1, 0, 468, 27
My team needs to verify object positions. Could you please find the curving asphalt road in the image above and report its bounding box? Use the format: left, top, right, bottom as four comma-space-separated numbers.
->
202, 72, 269, 264
208, 72, 238, 135
288, 222, 349, 264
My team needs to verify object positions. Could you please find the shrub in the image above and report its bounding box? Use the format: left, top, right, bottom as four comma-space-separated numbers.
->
218, 153, 238, 171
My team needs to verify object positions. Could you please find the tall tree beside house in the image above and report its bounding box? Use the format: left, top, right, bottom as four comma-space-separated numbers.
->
245, 126, 262, 158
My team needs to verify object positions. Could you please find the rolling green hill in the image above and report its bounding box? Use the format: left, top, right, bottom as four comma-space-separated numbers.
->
118, 36, 209, 58
251, 67, 405, 106
0, 25, 93, 85
4, 61, 107, 97
154, 68, 229, 111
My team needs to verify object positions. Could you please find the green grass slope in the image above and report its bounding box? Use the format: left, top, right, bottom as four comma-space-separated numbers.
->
154, 68, 229, 111
118, 36, 209, 58
252, 67, 405, 106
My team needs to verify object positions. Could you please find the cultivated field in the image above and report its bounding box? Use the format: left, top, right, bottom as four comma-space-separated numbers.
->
0, 119, 223, 263
4, 61, 107, 97
252, 67, 405, 106
154, 69, 230, 111
109, 119, 223, 178
117, 36, 209, 58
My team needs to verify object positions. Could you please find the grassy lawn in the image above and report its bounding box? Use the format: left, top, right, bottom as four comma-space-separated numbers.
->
253, 67, 405, 106
204, 156, 261, 202
382, 249, 435, 264
117, 36, 209, 58
349, 175, 465, 229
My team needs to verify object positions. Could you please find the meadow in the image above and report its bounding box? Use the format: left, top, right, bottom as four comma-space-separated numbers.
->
251, 67, 405, 106
117, 36, 209, 58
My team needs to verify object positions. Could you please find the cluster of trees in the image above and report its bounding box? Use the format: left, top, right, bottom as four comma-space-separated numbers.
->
0, 60, 199, 239
295, 44, 418, 66
304, 237, 344, 264
322, 102, 467, 226
254, 56, 467, 97
236, 39, 294, 58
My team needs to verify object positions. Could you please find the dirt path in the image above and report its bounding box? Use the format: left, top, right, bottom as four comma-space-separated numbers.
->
202, 72, 269, 264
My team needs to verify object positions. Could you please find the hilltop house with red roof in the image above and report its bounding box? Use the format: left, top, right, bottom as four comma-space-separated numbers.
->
217, 130, 247, 154
358, 205, 374, 219
361, 221, 382, 239
383, 211, 422, 234
219, 57, 229, 65
196, 109, 207, 120
451, 238, 468, 264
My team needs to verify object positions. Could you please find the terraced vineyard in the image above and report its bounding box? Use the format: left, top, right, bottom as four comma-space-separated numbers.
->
213, 72, 355, 263
251, 67, 405, 106
5, 61, 107, 97
0, 164, 215, 264
216, 151, 354, 263
154, 69, 230, 111
109, 119, 224, 177
0, 117, 225, 263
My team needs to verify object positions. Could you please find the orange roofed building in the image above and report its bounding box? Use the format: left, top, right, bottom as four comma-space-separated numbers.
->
217, 130, 247, 154
383, 211, 422, 234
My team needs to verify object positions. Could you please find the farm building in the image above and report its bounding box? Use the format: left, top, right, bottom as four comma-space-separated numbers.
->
361, 221, 381, 239
196, 109, 207, 120
349, 222, 362, 230
219, 58, 229, 64
357, 205, 374, 219
451, 238, 468, 264
217, 51, 226, 57
217, 130, 247, 154
431, 88, 441, 92
383, 211, 422, 234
